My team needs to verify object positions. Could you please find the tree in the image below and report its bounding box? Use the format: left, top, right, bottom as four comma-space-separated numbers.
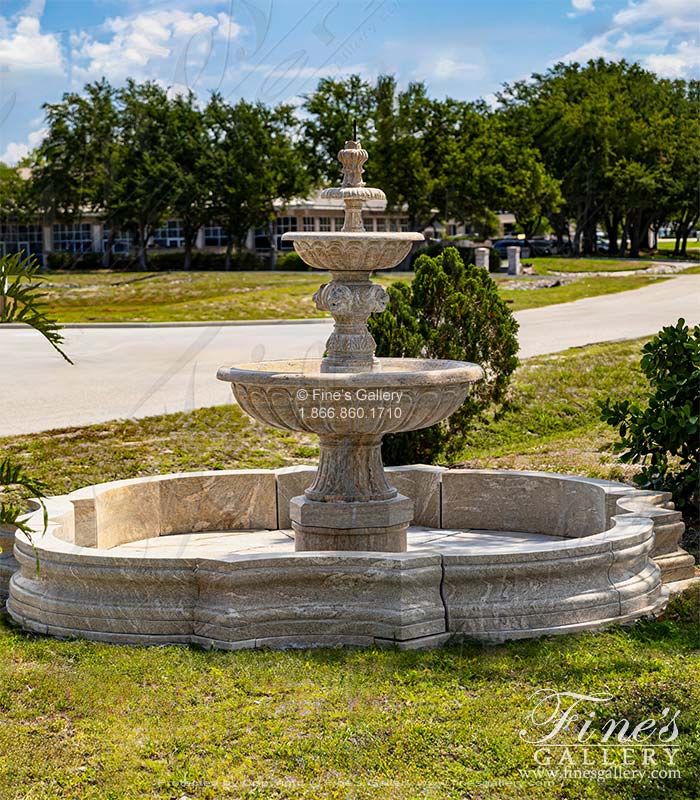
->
497, 60, 698, 257
368, 76, 441, 230
110, 80, 174, 269
369, 247, 519, 464
303, 74, 560, 236
166, 91, 214, 270
444, 111, 561, 238
0, 162, 32, 225
303, 75, 460, 230
208, 96, 309, 270
31, 80, 119, 266
663, 80, 700, 257
301, 75, 374, 184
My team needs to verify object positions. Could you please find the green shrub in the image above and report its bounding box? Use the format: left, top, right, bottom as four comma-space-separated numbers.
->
368, 246, 519, 465
409, 242, 501, 274
600, 318, 700, 510
276, 252, 310, 271
1, 252, 65, 551
409, 242, 444, 269
46, 251, 106, 270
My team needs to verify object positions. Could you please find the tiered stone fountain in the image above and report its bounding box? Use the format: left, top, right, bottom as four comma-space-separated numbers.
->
4, 142, 695, 649
218, 140, 482, 553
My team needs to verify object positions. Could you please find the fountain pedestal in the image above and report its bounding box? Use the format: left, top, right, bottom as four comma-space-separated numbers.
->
290, 432, 413, 550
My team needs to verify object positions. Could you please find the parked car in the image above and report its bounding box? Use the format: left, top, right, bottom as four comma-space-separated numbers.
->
530, 238, 557, 256
492, 238, 532, 258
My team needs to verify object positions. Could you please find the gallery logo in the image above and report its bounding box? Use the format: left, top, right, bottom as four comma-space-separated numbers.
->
519, 689, 682, 782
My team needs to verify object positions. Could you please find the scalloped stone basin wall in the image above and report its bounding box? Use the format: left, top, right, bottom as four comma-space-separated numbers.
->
5, 467, 694, 648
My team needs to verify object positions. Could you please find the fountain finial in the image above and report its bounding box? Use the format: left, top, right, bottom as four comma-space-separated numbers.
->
339, 140, 367, 189
320, 138, 386, 232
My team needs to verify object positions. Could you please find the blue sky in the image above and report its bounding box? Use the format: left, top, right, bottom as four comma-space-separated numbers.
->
0, 0, 697, 163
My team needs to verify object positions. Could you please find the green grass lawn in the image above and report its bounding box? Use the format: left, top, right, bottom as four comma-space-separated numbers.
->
1, 608, 699, 800
654, 245, 700, 262
499, 274, 663, 311
35, 269, 669, 322
531, 257, 657, 274
1, 338, 698, 799
533, 251, 700, 274
658, 239, 700, 249
38, 271, 344, 323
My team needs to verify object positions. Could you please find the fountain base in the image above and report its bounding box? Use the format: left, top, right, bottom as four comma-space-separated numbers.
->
5, 467, 695, 649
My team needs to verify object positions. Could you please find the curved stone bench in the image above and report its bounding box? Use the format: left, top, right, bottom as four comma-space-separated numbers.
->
5, 467, 694, 648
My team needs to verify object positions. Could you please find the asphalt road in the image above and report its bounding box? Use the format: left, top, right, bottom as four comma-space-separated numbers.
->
2, 275, 699, 436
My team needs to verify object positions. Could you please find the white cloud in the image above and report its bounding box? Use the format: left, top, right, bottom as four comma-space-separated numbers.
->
0, 15, 63, 73
561, 30, 616, 63
70, 10, 242, 85
560, 0, 699, 79
432, 57, 483, 79
571, 0, 595, 12
0, 126, 46, 165
406, 50, 485, 85
614, 0, 699, 33
646, 40, 700, 78
18, 0, 46, 17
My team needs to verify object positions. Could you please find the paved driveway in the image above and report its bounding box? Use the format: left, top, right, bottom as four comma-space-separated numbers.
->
1, 275, 699, 436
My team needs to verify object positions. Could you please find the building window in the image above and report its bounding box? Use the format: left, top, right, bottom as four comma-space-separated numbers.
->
333, 217, 343, 232
0, 224, 44, 260
204, 225, 227, 247
389, 218, 399, 232
102, 225, 133, 255
254, 227, 272, 250
276, 216, 297, 250
152, 219, 184, 248
276, 217, 298, 235
319, 217, 331, 232
375, 218, 386, 232
447, 223, 457, 237
52, 223, 92, 253
400, 219, 409, 232
303, 216, 315, 232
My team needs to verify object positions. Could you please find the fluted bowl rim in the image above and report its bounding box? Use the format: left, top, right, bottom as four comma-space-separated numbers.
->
281, 232, 425, 243
218, 358, 484, 387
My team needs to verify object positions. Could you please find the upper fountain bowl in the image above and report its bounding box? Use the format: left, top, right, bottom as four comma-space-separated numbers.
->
282, 231, 425, 272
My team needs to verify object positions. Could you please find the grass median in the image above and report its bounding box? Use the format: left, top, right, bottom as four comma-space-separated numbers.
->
531, 257, 657, 274
35, 269, 667, 323
1, 337, 698, 800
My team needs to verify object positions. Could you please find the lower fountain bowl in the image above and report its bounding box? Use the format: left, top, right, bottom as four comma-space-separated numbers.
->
217, 358, 484, 435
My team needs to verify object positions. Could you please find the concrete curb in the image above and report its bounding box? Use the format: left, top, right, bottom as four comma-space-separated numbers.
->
0, 318, 331, 329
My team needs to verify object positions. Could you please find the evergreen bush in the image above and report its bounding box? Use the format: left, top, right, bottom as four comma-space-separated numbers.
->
368, 246, 519, 464
601, 319, 700, 510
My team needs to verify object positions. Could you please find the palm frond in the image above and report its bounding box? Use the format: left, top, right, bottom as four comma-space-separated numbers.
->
0, 251, 73, 363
